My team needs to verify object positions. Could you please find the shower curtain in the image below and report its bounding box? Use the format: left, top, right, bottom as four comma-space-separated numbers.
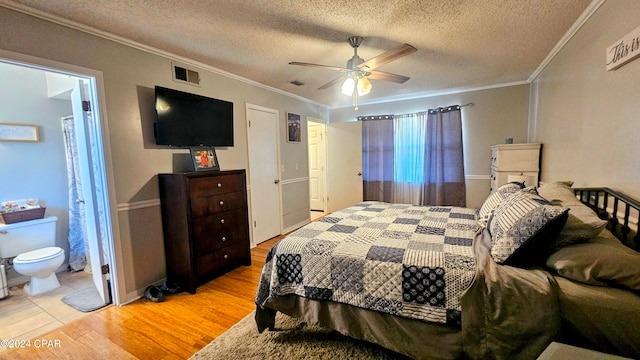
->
62, 116, 90, 272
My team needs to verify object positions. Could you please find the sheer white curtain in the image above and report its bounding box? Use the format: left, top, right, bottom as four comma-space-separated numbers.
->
392, 112, 427, 204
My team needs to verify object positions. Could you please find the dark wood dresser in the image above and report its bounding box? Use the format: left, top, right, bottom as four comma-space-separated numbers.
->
158, 170, 251, 294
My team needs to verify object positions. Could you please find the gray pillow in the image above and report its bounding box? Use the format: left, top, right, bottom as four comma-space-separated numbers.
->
488, 189, 569, 266
547, 230, 640, 291
537, 182, 607, 248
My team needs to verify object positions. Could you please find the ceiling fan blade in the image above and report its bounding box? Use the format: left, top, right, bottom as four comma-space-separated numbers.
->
357, 43, 417, 71
289, 62, 350, 73
366, 70, 411, 84
317, 75, 347, 90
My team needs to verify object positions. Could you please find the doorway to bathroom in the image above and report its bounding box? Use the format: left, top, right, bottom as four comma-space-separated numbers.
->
0, 51, 117, 309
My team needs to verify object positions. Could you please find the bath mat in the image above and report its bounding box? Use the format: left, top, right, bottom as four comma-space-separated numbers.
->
61, 286, 108, 312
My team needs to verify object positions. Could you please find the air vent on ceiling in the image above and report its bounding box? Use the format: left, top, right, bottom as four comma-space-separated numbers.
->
172, 62, 200, 86
290, 80, 305, 86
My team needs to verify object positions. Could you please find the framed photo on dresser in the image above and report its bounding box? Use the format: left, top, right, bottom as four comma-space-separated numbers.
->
190, 147, 220, 171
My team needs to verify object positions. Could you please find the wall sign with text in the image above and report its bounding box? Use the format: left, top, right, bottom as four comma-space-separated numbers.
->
607, 25, 640, 71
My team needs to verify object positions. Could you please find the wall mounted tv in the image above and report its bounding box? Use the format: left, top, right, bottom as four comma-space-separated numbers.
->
154, 86, 234, 147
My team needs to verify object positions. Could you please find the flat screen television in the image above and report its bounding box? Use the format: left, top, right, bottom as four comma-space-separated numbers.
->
154, 86, 234, 147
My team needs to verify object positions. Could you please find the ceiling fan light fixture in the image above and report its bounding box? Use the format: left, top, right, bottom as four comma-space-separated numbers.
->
357, 77, 372, 96
341, 76, 372, 97
341, 77, 355, 96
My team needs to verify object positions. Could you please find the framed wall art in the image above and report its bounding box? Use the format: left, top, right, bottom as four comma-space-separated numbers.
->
0, 122, 39, 142
190, 147, 220, 171
286, 112, 301, 143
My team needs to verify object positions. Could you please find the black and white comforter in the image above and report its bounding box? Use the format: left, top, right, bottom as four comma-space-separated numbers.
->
255, 202, 481, 325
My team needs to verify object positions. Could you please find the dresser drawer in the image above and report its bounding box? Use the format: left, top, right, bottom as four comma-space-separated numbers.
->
194, 226, 248, 254
196, 243, 250, 280
190, 191, 246, 218
192, 208, 248, 239
492, 144, 541, 172
495, 171, 539, 188
189, 174, 245, 198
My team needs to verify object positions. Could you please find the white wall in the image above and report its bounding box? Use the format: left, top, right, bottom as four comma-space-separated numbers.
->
0, 63, 72, 279
531, 0, 640, 200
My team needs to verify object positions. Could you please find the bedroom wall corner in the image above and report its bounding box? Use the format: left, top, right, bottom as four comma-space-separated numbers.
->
529, 0, 640, 200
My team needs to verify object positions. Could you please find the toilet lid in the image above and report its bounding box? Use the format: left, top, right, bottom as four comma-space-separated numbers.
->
14, 247, 64, 263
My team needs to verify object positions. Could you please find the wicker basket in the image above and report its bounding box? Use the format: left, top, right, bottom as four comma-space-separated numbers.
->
0, 207, 46, 224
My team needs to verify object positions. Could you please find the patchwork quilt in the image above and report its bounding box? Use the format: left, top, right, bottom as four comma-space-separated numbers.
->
256, 202, 481, 325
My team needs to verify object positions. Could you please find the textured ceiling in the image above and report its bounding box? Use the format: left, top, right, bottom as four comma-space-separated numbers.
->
2, 0, 593, 108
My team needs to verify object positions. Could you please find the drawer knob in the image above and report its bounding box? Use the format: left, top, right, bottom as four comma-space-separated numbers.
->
220, 219, 225, 224
221, 236, 227, 242
223, 254, 228, 259
219, 201, 224, 206
217, 183, 222, 188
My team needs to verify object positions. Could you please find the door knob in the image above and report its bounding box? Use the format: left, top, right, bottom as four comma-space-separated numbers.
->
357, 172, 362, 176
274, 179, 280, 184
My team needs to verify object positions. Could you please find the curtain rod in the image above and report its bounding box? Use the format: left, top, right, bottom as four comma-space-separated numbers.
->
357, 103, 473, 121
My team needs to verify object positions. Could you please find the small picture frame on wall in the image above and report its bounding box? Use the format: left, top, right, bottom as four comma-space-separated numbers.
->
190, 147, 220, 171
287, 112, 301, 143
0, 122, 39, 142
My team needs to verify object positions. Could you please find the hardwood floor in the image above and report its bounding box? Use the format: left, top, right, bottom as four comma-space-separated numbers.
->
2, 236, 282, 359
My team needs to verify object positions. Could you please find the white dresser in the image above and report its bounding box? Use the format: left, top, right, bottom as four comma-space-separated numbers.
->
490, 143, 541, 192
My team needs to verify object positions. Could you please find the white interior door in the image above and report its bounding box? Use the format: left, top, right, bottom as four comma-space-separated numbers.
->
246, 104, 281, 245
308, 122, 326, 211
326, 121, 363, 212
71, 81, 109, 304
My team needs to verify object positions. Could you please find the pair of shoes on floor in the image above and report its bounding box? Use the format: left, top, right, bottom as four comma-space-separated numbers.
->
159, 280, 181, 294
144, 285, 164, 302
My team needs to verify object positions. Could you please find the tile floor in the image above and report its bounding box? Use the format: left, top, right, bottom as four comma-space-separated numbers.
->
0, 270, 94, 353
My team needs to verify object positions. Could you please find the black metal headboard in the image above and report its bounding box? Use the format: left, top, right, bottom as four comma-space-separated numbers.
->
573, 187, 640, 251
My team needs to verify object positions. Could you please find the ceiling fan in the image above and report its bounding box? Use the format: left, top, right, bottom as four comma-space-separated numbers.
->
289, 36, 417, 109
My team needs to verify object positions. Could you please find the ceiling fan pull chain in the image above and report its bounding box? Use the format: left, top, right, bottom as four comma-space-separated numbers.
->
353, 83, 358, 110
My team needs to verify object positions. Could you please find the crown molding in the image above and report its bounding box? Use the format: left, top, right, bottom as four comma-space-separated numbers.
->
2, 0, 603, 110
528, 0, 605, 82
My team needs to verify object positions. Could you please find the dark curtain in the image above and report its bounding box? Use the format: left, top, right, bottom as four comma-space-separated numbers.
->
423, 107, 466, 207
362, 118, 394, 202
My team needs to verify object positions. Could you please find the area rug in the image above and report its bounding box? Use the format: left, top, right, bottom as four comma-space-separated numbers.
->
190, 311, 409, 359
61, 286, 109, 312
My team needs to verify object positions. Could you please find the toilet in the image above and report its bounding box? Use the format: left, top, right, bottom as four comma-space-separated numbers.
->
0, 216, 65, 295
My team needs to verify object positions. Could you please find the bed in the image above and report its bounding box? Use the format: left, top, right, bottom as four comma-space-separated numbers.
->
255, 182, 640, 359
